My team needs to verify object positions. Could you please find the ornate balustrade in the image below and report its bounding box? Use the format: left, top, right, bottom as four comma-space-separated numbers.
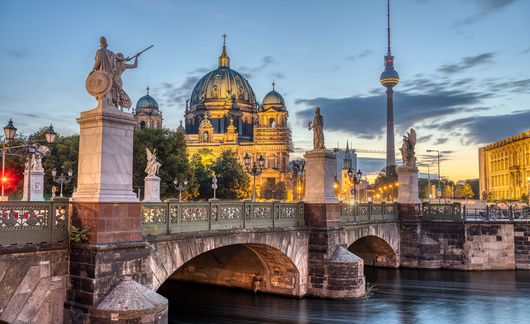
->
141, 201, 304, 236
0, 200, 69, 246
422, 203, 462, 221
341, 202, 398, 223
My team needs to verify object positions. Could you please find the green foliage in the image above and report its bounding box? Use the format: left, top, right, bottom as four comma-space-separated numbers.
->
462, 183, 475, 199
521, 193, 529, 204
69, 225, 88, 243
133, 128, 193, 200
363, 282, 377, 299
189, 153, 213, 200
442, 185, 453, 199
481, 191, 495, 201
211, 151, 251, 200
260, 181, 288, 201
374, 165, 397, 187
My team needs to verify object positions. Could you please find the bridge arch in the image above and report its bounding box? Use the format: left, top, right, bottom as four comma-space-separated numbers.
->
146, 230, 308, 297
344, 223, 400, 268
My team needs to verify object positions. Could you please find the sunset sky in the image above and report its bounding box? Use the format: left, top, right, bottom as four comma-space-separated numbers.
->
0, 0, 528, 181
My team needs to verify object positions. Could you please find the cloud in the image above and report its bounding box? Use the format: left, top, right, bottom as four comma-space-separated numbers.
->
295, 89, 489, 139
345, 50, 373, 61
454, 0, 519, 26
6, 49, 29, 59
418, 135, 433, 143
433, 137, 449, 145
430, 109, 530, 144
155, 75, 200, 109
437, 53, 495, 74
358, 157, 386, 175
237, 56, 276, 79
522, 48, 530, 55
270, 72, 285, 80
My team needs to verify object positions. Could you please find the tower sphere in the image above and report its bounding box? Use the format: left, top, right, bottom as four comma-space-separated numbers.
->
380, 66, 400, 88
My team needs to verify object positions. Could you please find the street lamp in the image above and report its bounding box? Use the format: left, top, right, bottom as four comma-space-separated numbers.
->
1, 120, 56, 201
211, 174, 218, 200
173, 177, 188, 201
1, 119, 17, 201
51, 168, 73, 197
426, 149, 441, 203
347, 168, 362, 202
243, 153, 265, 201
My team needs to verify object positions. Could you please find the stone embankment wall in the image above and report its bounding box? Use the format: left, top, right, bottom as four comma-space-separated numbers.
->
400, 221, 530, 270
0, 245, 68, 324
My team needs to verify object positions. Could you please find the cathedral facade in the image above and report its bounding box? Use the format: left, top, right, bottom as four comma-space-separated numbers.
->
183, 39, 293, 196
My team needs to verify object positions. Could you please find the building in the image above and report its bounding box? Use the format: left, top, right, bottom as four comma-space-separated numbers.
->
479, 130, 530, 200
183, 37, 293, 196
133, 86, 163, 130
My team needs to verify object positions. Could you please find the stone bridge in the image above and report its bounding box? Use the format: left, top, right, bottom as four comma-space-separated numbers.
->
2, 200, 529, 323
0, 200, 401, 323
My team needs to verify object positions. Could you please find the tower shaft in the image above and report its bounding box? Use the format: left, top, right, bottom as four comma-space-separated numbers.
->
386, 88, 395, 166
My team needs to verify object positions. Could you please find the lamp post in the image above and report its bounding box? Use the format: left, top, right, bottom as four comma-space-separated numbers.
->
173, 177, 188, 201
1, 120, 56, 201
418, 162, 431, 200
51, 168, 73, 197
243, 153, 265, 201
427, 149, 441, 203
347, 168, 362, 203
211, 174, 218, 200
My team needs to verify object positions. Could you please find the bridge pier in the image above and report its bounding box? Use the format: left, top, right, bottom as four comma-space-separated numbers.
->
305, 204, 365, 299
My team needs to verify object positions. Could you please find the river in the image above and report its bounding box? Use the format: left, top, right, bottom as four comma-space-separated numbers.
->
157, 268, 530, 323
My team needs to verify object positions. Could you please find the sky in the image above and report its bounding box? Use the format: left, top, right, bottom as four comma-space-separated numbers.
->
0, 0, 529, 181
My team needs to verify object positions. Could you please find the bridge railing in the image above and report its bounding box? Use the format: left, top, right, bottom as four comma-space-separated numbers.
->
0, 200, 69, 246
341, 202, 398, 223
422, 203, 462, 221
141, 200, 305, 236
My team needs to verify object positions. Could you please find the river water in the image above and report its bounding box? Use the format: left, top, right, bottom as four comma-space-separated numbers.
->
157, 268, 530, 323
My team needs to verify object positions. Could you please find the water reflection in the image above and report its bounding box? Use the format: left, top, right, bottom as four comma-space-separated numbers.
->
157, 268, 530, 324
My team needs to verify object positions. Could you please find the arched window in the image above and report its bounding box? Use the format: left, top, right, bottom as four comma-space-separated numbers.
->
140, 121, 146, 129
269, 118, 276, 128
203, 131, 209, 142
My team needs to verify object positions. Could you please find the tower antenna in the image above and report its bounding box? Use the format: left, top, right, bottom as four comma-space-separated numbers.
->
387, 0, 391, 55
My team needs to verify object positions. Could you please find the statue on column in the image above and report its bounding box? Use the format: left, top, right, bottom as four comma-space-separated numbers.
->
400, 128, 417, 167
145, 148, 161, 176
86, 36, 152, 110
308, 107, 325, 150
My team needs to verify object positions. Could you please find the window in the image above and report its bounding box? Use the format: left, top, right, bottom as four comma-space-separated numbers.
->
140, 121, 146, 129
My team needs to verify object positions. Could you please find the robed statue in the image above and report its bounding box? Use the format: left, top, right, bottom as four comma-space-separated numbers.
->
145, 148, 161, 176
308, 107, 325, 150
87, 36, 152, 110
400, 128, 417, 167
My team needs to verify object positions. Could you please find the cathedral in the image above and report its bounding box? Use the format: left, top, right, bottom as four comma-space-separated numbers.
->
183, 38, 293, 196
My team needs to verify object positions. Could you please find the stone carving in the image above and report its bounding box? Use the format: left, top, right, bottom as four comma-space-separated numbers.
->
87, 36, 152, 110
400, 128, 417, 167
25, 145, 50, 171
308, 107, 325, 150
145, 148, 161, 176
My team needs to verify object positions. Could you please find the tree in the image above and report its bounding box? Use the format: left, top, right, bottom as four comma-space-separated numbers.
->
521, 193, 529, 204
260, 181, 288, 201
133, 128, 193, 200
211, 150, 250, 200
374, 165, 397, 187
442, 184, 453, 199
189, 153, 213, 200
462, 183, 475, 199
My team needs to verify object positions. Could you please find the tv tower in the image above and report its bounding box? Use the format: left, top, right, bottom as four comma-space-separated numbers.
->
380, 0, 400, 167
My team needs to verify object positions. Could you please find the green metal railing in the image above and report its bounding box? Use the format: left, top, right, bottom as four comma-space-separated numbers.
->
422, 203, 462, 221
141, 201, 305, 236
341, 202, 398, 223
0, 200, 69, 246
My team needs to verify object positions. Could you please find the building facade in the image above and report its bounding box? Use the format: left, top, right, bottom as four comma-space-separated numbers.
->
183, 39, 293, 196
133, 86, 163, 130
479, 130, 530, 200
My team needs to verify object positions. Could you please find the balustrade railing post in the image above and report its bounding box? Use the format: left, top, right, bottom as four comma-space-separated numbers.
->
166, 201, 170, 235
485, 205, 490, 220
463, 205, 467, 220
368, 202, 373, 221
509, 205, 513, 220
208, 201, 212, 230
49, 201, 54, 243
243, 201, 248, 229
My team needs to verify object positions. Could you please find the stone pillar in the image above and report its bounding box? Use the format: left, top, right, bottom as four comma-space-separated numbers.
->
304, 149, 365, 298
144, 175, 161, 202
65, 101, 166, 323
71, 102, 138, 203
304, 150, 338, 204
21, 169, 45, 201
397, 165, 421, 204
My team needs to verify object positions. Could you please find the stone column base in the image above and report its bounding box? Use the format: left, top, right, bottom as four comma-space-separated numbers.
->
144, 175, 161, 202
22, 169, 45, 201
397, 166, 421, 204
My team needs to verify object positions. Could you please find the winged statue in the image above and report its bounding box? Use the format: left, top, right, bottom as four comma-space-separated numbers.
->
400, 128, 417, 167
145, 148, 161, 176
